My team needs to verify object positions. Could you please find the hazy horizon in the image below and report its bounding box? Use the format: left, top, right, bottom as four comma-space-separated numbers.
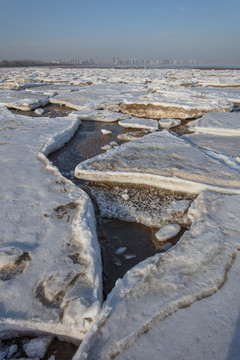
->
1, 0, 240, 65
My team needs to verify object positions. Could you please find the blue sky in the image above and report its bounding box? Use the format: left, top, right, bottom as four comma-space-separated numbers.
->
0, 0, 240, 64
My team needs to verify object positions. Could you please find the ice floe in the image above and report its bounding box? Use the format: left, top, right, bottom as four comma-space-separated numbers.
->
118, 117, 158, 130
188, 111, 240, 135
89, 184, 193, 228
71, 109, 128, 122
75, 130, 240, 194
73, 191, 240, 360
0, 90, 49, 111
159, 118, 181, 129
155, 224, 181, 242
0, 106, 102, 340
120, 87, 233, 120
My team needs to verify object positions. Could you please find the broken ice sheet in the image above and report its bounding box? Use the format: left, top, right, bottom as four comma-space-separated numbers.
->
0, 106, 102, 340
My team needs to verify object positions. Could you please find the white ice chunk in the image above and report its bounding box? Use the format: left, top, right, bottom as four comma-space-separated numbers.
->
188, 111, 240, 135
155, 224, 181, 242
0, 90, 49, 110
35, 108, 45, 115
23, 336, 52, 358
159, 118, 181, 129
72, 109, 129, 122
116, 247, 127, 255
101, 129, 112, 135
118, 118, 159, 130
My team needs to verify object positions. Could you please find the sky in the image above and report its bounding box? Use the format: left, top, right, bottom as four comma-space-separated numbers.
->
0, 0, 240, 64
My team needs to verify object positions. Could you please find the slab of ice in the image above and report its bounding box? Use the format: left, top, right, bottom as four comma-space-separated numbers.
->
75, 130, 240, 194
118, 118, 158, 130
120, 87, 233, 120
101, 129, 112, 135
72, 109, 128, 122
0, 107, 102, 340
188, 111, 240, 135
159, 118, 181, 129
155, 224, 181, 242
50, 83, 148, 111
117, 130, 149, 141
0, 90, 49, 111
89, 184, 193, 227
73, 191, 240, 360
183, 133, 240, 161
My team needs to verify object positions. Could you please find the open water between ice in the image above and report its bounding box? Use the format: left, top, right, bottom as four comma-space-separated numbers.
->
48, 116, 192, 297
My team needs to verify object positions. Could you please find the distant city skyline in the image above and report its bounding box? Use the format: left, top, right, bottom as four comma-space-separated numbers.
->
1, 0, 240, 65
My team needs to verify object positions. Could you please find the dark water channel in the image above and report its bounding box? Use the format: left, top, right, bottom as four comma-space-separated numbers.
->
48, 120, 164, 298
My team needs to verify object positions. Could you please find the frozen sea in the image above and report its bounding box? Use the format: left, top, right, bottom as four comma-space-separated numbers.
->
0, 66, 240, 360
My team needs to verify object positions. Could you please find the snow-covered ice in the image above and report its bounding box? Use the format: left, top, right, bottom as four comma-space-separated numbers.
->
188, 111, 240, 135
118, 117, 159, 130
75, 130, 240, 194
72, 109, 128, 122
159, 118, 181, 129
120, 87, 233, 120
0, 106, 102, 341
0, 90, 49, 111
155, 224, 181, 242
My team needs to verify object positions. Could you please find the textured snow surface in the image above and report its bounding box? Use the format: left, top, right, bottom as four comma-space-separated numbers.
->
188, 111, 240, 135
0, 106, 102, 340
73, 191, 240, 360
90, 184, 193, 228
75, 130, 240, 194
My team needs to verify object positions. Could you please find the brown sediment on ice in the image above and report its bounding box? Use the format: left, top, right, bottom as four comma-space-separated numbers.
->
120, 103, 225, 120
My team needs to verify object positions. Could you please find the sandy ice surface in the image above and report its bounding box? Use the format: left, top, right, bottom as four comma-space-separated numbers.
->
75, 130, 240, 194
0, 106, 102, 341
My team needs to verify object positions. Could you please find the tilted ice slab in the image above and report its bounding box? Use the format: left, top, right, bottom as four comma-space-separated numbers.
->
0, 107, 102, 341
90, 184, 193, 228
0, 90, 49, 111
75, 130, 240, 194
120, 87, 233, 120
118, 117, 158, 130
71, 109, 129, 122
188, 111, 240, 135
73, 191, 240, 360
